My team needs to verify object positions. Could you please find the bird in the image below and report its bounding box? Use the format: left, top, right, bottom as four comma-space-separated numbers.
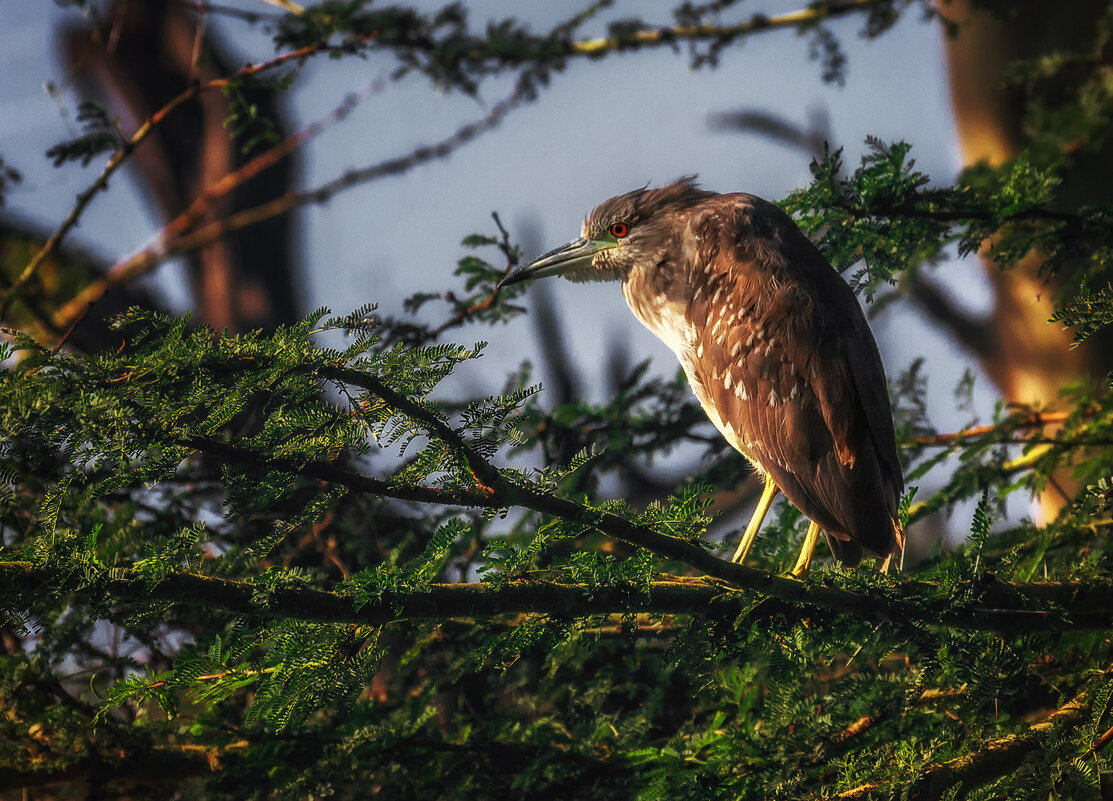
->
499, 177, 905, 573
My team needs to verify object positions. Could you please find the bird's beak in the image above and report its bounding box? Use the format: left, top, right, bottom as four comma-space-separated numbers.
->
498, 237, 616, 288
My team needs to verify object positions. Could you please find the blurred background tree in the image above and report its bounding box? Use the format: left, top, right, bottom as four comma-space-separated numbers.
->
2, 1, 1113, 798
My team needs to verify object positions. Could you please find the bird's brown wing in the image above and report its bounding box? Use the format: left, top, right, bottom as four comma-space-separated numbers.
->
843, 325, 904, 501
681, 197, 901, 556
776, 210, 905, 510
683, 259, 852, 537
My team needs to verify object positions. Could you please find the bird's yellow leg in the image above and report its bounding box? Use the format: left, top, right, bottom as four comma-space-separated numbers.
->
790, 521, 822, 576
731, 474, 779, 564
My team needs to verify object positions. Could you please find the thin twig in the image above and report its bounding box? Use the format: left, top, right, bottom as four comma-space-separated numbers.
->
427, 212, 520, 340
52, 80, 381, 350
566, 0, 885, 57
190, 3, 206, 76
910, 412, 1071, 446
839, 200, 1084, 226
834, 686, 1093, 800
3, 37, 375, 320
173, 1, 275, 23
11, 0, 906, 329
50, 86, 525, 343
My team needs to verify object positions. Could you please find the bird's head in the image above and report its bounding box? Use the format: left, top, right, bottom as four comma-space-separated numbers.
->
499, 176, 714, 288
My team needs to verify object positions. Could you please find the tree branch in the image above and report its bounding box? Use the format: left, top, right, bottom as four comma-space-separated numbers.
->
425, 212, 520, 341
2, 37, 374, 320
181, 435, 499, 509
908, 688, 1091, 800
837, 198, 1085, 226
48, 86, 526, 339
909, 411, 1072, 446
0, 561, 753, 625
565, 0, 888, 57
4, 555, 1113, 634
50, 80, 383, 349
66, 353, 1084, 637
832, 697, 1084, 798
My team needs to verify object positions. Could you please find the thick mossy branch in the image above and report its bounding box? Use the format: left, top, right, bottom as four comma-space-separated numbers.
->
3, 559, 1111, 634
0, 562, 746, 625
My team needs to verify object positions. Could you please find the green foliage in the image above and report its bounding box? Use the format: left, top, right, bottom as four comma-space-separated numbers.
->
783, 139, 1113, 312
44, 101, 120, 167
396, 216, 528, 341
1050, 279, 1113, 347
222, 74, 295, 156
5, 1, 1113, 799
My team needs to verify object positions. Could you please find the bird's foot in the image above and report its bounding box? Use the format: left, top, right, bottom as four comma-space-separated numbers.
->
788, 554, 812, 577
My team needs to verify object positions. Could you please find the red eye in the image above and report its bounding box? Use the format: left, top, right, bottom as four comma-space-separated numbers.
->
610, 222, 629, 238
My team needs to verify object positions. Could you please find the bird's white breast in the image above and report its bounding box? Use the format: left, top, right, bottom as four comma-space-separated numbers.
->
620, 267, 763, 469
621, 281, 693, 357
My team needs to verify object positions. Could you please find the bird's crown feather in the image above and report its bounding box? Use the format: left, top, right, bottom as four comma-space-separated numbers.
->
583, 176, 713, 235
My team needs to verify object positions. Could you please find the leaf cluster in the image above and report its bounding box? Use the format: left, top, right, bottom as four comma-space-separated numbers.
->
44, 101, 121, 168
222, 73, 296, 156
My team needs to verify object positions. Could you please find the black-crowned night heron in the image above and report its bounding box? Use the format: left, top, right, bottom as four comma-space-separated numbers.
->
501, 178, 904, 573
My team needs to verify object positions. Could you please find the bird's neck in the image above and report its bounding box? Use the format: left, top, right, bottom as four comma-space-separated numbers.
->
620, 262, 693, 358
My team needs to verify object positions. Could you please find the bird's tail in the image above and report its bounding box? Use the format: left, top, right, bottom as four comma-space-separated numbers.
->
824, 535, 862, 567
827, 515, 904, 570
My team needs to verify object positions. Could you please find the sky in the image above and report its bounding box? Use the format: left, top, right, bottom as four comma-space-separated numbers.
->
0, 0, 1003, 542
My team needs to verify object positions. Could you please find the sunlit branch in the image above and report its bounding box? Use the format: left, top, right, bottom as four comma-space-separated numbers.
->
2, 36, 376, 321
5, 554, 1113, 636
50, 81, 383, 349
49, 86, 526, 343
566, 0, 887, 57
909, 411, 1071, 446
837, 686, 1094, 800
